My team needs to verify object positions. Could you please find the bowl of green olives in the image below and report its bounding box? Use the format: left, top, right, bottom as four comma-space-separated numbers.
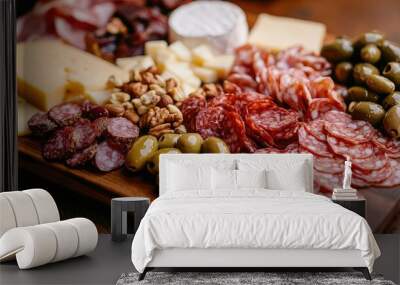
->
322, 31, 400, 138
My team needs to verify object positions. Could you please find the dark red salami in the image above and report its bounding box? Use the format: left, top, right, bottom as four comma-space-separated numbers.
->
49, 103, 82, 126
326, 136, 374, 159
303, 120, 326, 142
94, 141, 125, 172
195, 106, 226, 139
92, 117, 109, 138
306, 98, 343, 121
255, 142, 299, 154
28, 112, 57, 136
68, 119, 97, 152
373, 159, 400, 187
325, 121, 375, 144
42, 127, 72, 161
220, 111, 248, 153
351, 150, 388, 172
353, 163, 392, 184
320, 110, 352, 123
372, 135, 400, 158
298, 126, 333, 158
181, 95, 207, 132
314, 170, 342, 192
82, 101, 109, 120
106, 117, 139, 148
66, 143, 97, 168
314, 156, 344, 174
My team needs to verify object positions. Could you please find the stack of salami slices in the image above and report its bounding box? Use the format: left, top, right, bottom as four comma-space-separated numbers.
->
28, 102, 139, 172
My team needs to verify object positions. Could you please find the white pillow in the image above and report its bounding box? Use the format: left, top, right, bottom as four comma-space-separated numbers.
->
236, 169, 267, 189
212, 168, 237, 190
168, 163, 212, 191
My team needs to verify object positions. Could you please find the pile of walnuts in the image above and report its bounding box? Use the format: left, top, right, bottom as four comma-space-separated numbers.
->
105, 67, 187, 137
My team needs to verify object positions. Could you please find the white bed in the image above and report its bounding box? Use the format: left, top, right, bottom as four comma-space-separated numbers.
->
131, 154, 380, 280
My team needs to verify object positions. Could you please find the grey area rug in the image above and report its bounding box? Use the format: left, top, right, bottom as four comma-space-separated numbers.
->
116, 272, 395, 285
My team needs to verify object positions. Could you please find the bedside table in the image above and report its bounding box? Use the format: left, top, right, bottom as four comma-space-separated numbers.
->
322, 193, 366, 218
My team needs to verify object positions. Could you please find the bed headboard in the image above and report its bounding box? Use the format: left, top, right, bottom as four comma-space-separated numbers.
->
159, 154, 314, 196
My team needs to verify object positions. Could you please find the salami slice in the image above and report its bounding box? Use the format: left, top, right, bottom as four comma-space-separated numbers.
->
320, 110, 352, 123
351, 150, 388, 172
92, 117, 109, 138
314, 170, 342, 192
68, 119, 97, 152
94, 141, 125, 172
181, 95, 207, 132
353, 163, 392, 184
106, 117, 139, 148
49, 103, 82, 126
28, 112, 57, 136
298, 126, 333, 158
372, 135, 400, 158
255, 143, 299, 154
220, 111, 248, 153
42, 127, 71, 161
314, 156, 344, 174
195, 106, 226, 139
66, 143, 97, 168
324, 121, 375, 144
351, 177, 369, 188
373, 159, 400, 188
306, 98, 342, 121
82, 101, 109, 121
303, 120, 326, 142
326, 136, 374, 159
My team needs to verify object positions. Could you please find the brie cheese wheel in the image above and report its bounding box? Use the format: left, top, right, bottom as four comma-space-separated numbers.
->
169, 1, 248, 54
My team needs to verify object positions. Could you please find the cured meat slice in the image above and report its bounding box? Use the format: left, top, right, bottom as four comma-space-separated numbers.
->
94, 141, 125, 172
273, 123, 299, 142
298, 126, 333, 158
372, 135, 400, 158
351, 151, 388, 172
219, 111, 248, 153
255, 143, 299, 154
106, 117, 139, 148
42, 127, 72, 161
325, 121, 375, 144
49, 103, 82, 126
306, 98, 343, 121
326, 136, 374, 159
92, 117, 109, 138
374, 159, 400, 188
68, 119, 97, 152
82, 101, 109, 120
195, 106, 226, 139
314, 170, 342, 193
66, 143, 97, 168
28, 112, 58, 137
321, 110, 352, 123
314, 156, 344, 174
303, 119, 326, 142
351, 177, 369, 188
181, 95, 207, 132
353, 163, 392, 184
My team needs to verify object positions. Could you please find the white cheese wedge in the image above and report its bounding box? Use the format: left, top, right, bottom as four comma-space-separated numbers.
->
192, 66, 218, 83
145, 40, 168, 59
116, 56, 155, 72
248, 14, 326, 53
169, 1, 248, 54
169, 41, 192, 62
17, 40, 129, 111
204, 55, 235, 79
18, 97, 41, 136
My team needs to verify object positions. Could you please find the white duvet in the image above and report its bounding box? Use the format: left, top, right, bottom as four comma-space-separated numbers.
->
131, 190, 380, 273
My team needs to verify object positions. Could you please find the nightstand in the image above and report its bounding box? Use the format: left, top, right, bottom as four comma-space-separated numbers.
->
322, 193, 366, 218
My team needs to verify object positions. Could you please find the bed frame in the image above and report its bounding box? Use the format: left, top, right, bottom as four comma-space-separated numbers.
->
139, 154, 371, 281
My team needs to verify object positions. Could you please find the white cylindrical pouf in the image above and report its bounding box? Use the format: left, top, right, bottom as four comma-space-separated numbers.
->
65, 218, 98, 257
23, 189, 60, 224
0, 196, 17, 238
1, 192, 39, 227
0, 226, 57, 269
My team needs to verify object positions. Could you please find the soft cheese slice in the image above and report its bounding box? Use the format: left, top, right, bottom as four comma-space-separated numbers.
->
169, 1, 248, 54
17, 40, 129, 111
248, 14, 326, 53
18, 97, 41, 136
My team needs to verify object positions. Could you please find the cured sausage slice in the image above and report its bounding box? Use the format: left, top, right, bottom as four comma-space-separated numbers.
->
66, 144, 97, 168
49, 103, 82, 126
82, 101, 109, 120
372, 135, 400, 158
314, 170, 342, 192
298, 126, 333, 158
320, 110, 352, 123
94, 141, 125, 172
326, 136, 374, 159
314, 156, 344, 174
42, 127, 72, 161
351, 177, 369, 188
255, 143, 299, 154
325, 121, 375, 144
353, 163, 392, 184
220, 111, 248, 153
195, 106, 226, 139
68, 119, 97, 152
181, 95, 207, 132
106, 117, 139, 148
373, 159, 400, 188
28, 112, 57, 137
92, 117, 109, 138
351, 151, 388, 172
303, 120, 326, 142
306, 98, 342, 121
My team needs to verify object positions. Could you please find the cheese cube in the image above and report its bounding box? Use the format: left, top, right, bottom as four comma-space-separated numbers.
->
248, 14, 326, 53
145, 40, 168, 59
86, 90, 112, 106
191, 45, 215, 66
17, 40, 129, 111
192, 66, 218, 83
165, 62, 200, 88
169, 41, 192, 62
116, 56, 155, 71
181, 83, 197, 97
154, 49, 177, 72
204, 55, 235, 79
18, 97, 41, 136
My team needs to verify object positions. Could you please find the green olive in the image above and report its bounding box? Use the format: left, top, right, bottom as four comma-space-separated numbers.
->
321, 38, 354, 62
146, 148, 181, 175
360, 44, 381, 64
354, 32, 385, 50
379, 40, 400, 63
125, 135, 158, 172
347, 86, 379, 103
177, 133, 203, 153
158, 134, 182, 149
353, 63, 379, 84
348, 101, 385, 126
383, 62, 400, 88
366, 74, 396, 94
383, 105, 400, 138
334, 62, 353, 84
201, 137, 230, 153
382, 92, 400, 110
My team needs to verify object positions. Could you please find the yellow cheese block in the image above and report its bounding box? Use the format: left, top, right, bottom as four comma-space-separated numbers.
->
17, 40, 129, 111
248, 14, 326, 53
17, 97, 41, 136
